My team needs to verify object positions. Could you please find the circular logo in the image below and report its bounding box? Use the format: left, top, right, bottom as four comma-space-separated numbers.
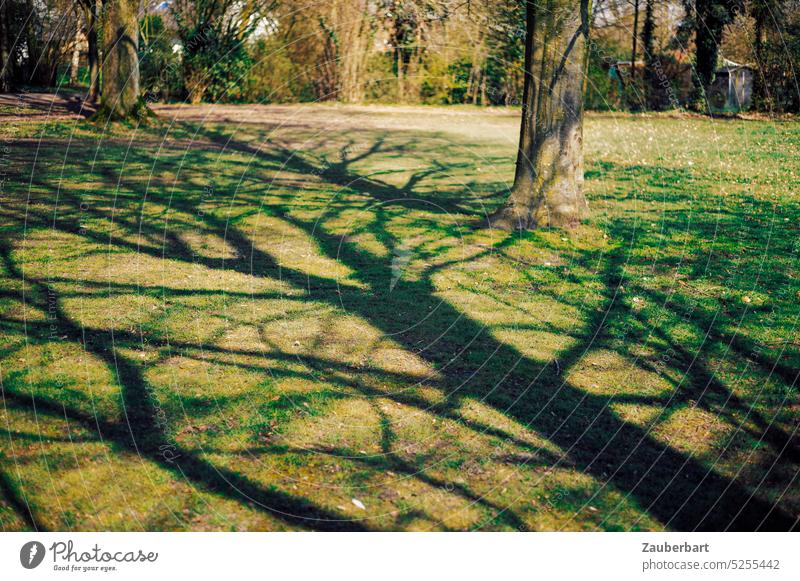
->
19, 541, 45, 569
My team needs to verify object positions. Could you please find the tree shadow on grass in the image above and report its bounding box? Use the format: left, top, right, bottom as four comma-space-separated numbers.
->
2, 124, 798, 530
181, 127, 800, 528
0, 467, 48, 531
0, 241, 368, 531
234, 128, 799, 529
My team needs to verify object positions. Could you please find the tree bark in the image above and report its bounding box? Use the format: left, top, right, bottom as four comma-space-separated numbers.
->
631, 0, 639, 85
693, 0, 725, 104
694, 18, 717, 91
70, 11, 81, 87
752, 1, 768, 109
80, 0, 101, 102
489, 0, 592, 230
641, 0, 655, 108
100, 0, 140, 118
0, 0, 10, 92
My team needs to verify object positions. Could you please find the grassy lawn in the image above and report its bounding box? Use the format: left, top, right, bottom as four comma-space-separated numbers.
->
0, 105, 798, 531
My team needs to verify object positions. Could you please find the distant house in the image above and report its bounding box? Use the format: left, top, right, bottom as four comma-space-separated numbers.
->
609, 60, 646, 76
608, 57, 754, 112
707, 60, 754, 113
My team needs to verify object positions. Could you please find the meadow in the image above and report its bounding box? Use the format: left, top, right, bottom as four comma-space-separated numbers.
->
0, 104, 798, 531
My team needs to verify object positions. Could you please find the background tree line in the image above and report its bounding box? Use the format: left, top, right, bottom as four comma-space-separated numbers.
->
1, 0, 798, 114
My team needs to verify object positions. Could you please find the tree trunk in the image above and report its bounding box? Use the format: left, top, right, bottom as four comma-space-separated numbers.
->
752, 3, 768, 109
693, 0, 722, 105
630, 0, 639, 86
100, 0, 140, 118
641, 0, 655, 59
641, 0, 655, 108
82, 0, 101, 102
0, 0, 10, 92
396, 47, 405, 102
332, 0, 371, 103
317, 16, 340, 101
754, 8, 764, 63
70, 11, 81, 87
489, 0, 592, 230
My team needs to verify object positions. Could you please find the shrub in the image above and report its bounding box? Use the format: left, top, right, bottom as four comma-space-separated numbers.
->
139, 15, 181, 101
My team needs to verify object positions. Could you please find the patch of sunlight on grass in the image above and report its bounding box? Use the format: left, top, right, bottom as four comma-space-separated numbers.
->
1, 408, 290, 531
458, 399, 564, 454
280, 398, 381, 452
177, 231, 239, 261
5, 343, 122, 420
567, 350, 675, 397
146, 356, 266, 400
16, 231, 295, 296
610, 402, 664, 428
368, 347, 440, 380
244, 215, 365, 287
652, 405, 733, 457
61, 294, 163, 331
491, 328, 577, 362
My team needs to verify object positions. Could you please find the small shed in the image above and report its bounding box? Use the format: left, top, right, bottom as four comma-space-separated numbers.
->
708, 59, 754, 113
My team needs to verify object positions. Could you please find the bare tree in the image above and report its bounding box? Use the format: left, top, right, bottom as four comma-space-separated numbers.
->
380, 1, 450, 102
317, 0, 375, 102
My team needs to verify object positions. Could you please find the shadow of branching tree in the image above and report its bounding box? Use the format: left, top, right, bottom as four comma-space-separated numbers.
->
1, 116, 798, 531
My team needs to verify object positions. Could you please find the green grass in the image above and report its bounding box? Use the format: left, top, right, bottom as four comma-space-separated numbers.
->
0, 106, 798, 531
